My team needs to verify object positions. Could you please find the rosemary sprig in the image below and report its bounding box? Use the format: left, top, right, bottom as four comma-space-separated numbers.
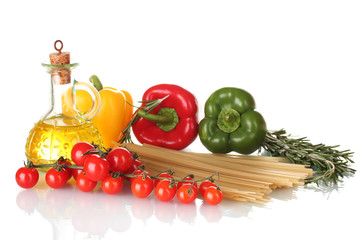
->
261, 129, 356, 186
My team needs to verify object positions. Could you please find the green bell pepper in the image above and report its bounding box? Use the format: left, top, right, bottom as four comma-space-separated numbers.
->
199, 87, 267, 154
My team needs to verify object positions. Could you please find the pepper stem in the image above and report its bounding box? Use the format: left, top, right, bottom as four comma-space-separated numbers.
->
137, 107, 179, 132
89, 75, 103, 91
217, 108, 241, 133
120, 96, 169, 144
137, 109, 173, 123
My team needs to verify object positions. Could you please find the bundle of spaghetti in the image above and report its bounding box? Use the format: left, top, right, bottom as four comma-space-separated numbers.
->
121, 143, 314, 203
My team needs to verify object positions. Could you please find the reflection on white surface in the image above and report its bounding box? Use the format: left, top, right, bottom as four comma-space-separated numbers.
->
16, 177, 250, 239
15, 171, 356, 240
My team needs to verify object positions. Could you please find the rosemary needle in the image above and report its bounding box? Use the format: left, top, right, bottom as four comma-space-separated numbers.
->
261, 129, 355, 186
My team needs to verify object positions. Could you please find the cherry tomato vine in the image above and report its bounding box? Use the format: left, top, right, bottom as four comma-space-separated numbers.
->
15, 142, 223, 205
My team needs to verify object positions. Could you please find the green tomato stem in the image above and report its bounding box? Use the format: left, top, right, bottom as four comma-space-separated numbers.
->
32, 163, 84, 170
118, 169, 219, 185
26, 156, 220, 188
27, 158, 84, 170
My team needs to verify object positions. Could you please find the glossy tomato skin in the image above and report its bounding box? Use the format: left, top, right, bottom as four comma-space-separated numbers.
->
130, 169, 150, 183
133, 159, 143, 167
71, 141, 95, 166
177, 176, 197, 189
154, 172, 173, 187
123, 159, 144, 181
106, 147, 133, 173
76, 173, 97, 192
155, 180, 176, 202
84, 155, 110, 181
45, 168, 69, 189
131, 175, 154, 198
199, 180, 216, 197
71, 168, 84, 180
101, 176, 124, 194
58, 160, 72, 180
177, 184, 198, 204
204, 186, 223, 205
15, 167, 39, 189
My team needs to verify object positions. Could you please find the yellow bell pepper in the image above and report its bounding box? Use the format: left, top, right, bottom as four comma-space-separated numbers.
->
93, 87, 133, 148
62, 76, 133, 148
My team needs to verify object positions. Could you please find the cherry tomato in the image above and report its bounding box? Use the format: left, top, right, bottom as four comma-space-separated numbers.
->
155, 180, 176, 202
58, 159, 72, 180
15, 167, 39, 189
106, 147, 133, 173
101, 176, 124, 195
123, 159, 144, 181
204, 186, 223, 205
45, 168, 69, 189
199, 180, 216, 197
177, 176, 197, 189
130, 151, 138, 159
177, 184, 198, 204
130, 169, 150, 182
131, 175, 154, 198
71, 141, 95, 166
76, 173, 97, 192
84, 154, 110, 181
154, 172, 173, 187
71, 168, 84, 180
132, 158, 143, 168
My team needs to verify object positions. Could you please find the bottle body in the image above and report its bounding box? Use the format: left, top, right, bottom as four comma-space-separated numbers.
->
25, 115, 102, 165
25, 62, 102, 168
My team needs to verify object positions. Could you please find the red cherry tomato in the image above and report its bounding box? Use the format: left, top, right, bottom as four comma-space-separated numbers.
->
133, 158, 143, 167
15, 167, 39, 189
71, 168, 84, 180
204, 186, 223, 205
177, 176, 197, 189
71, 141, 95, 166
199, 180, 216, 197
177, 184, 198, 204
101, 176, 124, 195
155, 180, 176, 202
45, 168, 69, 189
84, 154, 110, 181
123, 159, 144, 181
130, 169, 150, 182
131, 175, 154, 198
106, 147, 133, 173
76, 173, 97, 192
132, 169, 145, 176
154, 172, 173, 187
58, 159, 72, 180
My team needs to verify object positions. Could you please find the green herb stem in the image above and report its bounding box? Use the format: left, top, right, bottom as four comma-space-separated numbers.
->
261, 129, 355, 185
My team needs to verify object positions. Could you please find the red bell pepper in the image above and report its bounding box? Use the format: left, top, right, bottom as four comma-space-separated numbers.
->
132, 84, 198, 150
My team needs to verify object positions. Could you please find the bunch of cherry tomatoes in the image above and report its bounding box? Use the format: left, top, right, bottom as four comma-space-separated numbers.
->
16, 142, 223, 205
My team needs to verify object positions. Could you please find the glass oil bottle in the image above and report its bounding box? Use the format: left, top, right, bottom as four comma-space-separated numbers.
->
25, 40, 102, 168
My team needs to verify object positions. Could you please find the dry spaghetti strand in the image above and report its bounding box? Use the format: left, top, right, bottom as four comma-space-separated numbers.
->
119, 143, 314, 202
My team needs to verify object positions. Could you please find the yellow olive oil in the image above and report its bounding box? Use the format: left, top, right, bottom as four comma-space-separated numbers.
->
25, 115, 102, 167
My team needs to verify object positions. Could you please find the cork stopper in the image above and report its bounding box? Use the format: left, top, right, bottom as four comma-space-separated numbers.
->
49, 40, 71, 85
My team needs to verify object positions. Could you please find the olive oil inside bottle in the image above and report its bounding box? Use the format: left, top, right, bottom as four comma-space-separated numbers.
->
25, 114, 102, 167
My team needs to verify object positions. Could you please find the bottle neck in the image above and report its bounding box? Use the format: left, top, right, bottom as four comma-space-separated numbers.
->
42, 74, 80, 126
49, 79, 70, 116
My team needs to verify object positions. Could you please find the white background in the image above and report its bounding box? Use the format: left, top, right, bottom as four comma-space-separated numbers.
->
1, 0, 362, 239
